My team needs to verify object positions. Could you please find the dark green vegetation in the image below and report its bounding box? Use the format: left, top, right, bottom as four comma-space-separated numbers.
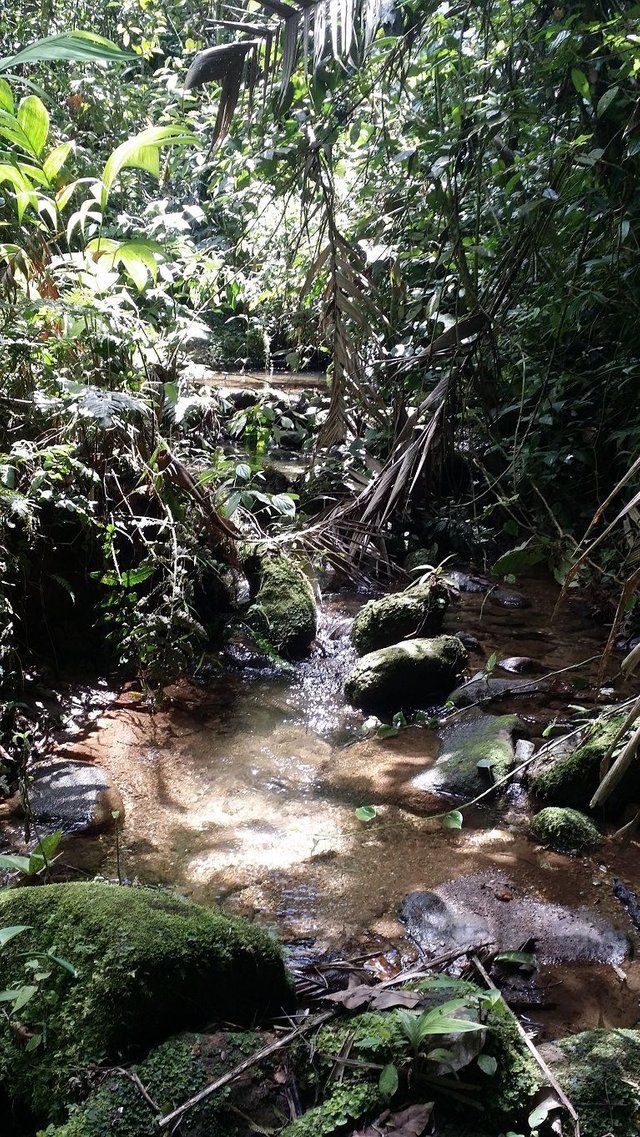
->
344, 634, 467, 712
532, 716, 639, 813
0, 883, 291, 1120
541, 1029, 640, 1137
530, 806, 601, 854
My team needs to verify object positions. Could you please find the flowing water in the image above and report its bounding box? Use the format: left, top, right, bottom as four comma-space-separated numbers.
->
7, 571, 640, 1039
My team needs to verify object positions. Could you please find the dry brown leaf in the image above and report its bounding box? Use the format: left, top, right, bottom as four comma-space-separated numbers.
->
352, 1103, 434, 1137
369, 990, 422, 1011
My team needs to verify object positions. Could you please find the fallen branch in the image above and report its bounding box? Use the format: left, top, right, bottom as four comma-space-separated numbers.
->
471, 954, 580, 1137
157, 1010, 335, 1130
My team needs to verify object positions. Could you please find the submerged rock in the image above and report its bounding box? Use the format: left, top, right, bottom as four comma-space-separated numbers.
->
489, 587, 531, 609
344, 635, 467, 713
0, 882, 292, 1120
26, 758, 123, 834
351, 577, 449, 655
411, 710, 520, 797
449, 674, 549, 706
530, 806, 601, 854
400, 870, 628, 964
244, 546, 317, 657
539, 1029, 640, 1137
530, 715, 640, 813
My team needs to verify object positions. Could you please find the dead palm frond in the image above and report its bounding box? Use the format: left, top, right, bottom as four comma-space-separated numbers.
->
184, 0, 389, 146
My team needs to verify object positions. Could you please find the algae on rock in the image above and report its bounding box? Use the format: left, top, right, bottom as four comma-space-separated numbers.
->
344, 635, 467, 713
0, 883, 291, 1121
412, 710, 520, 797
530, 806, 601, 854
531, 716, 638, 812
244, 546, 317, 657
351, 577, 449, 656
540, 1028, 640, 1137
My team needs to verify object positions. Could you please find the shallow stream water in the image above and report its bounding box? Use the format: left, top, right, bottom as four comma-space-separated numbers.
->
8, 570, 640, 1040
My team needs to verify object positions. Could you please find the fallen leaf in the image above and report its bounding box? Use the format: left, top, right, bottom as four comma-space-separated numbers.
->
352, 1103, 434, 1137
370, 990, 422, 1010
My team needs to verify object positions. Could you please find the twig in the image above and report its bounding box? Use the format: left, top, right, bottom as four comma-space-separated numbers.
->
157, 1010, 335, 1130
471, 954, 580, 1137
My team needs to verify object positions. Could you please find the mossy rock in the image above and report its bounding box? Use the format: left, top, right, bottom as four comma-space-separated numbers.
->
42, 1030, 287, 1137
344, 636, 467, 713
530, 807, 601, 854
540, 1028, 640, 1137
351, 578, 449, 656
531, 716, 638, 813
280, 1083, 379, 1137
413, 710, 520, 797
244, 546, 317, 657
0, 883, 292, 1120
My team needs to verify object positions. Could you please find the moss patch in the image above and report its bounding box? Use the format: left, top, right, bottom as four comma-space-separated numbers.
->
532, 716, 636, 813
280, 1083, 379, 1137
43, 1030, 283, 1137
244, 546, 317, 657
351, 579, 449, 656
540, 1028, 640, 1137
415, 710, 520, 797
344, 636, 467, 713
530, 806, 601, 854
0, 883, 291, 1121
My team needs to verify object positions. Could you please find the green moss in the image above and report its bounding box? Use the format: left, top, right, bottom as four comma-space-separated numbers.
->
344, 635, 467, 713
42, 1031, 273, 1137
245, 546, 317, 657
532, 716, 634, 812
480, 1007, 540, 1125
0, 883, 292, 1121
543, 1028, 640, 1137
419, 711, 520, 796
351, 579, 449, 655
280, 1083, 379, 1137
530, 806, 600, 854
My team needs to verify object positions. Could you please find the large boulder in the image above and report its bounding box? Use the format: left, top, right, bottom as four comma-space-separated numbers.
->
539, 1029, 640, 1137
0, 883, 292, 1120
244, 546, 317, 657
530, 715, 640, 813
25, 758, 123, 834
411, 710, 520, 797
351, 577, 449, 655
344, 636, 467, 713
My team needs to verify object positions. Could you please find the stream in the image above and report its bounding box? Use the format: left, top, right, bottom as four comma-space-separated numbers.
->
4, 570, 640, 1043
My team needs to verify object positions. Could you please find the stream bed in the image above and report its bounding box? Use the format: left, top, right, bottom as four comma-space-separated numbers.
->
5, 570, 640, 1043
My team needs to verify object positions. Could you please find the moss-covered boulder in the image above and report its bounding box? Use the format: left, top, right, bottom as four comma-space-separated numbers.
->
344, 636, 467, 713
351, 578, 449, 656
412, 710, 520, 797
531, 716, 639, 813
540, 1029, 640, 1137
244, 546, 317, 657
530, 806, 601, 854
43, 1030, 287, 1137
0, 883, 292, 1120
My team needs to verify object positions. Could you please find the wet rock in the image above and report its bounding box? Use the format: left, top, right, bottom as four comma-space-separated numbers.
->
351, 577, 449, 655
498, 656, 542, 674
530, 715, 640, 813
456, 631, 483, 654
530, 806, 601, 854
26, 758, 123, 834
489, 587, 531, 609
404, 545, 438, 572
399, 870, 628, 964
539, 1029, 640, 1137
344, 635, 467, 713
244, 545, 317, 657
449, 674, 549, 706
411, 710, 520, 797
0, 882, 292, 1120
446, 570, 490, 593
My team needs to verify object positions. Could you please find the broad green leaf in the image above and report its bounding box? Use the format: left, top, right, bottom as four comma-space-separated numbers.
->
427, 1046, 455, 1063
418, 1016, 485, 1035
43, 142, 73, 183
0, 79, 13, 113
48, 953, 78, 977
0, 925, 31, 947
484, 651, 497, 674
378, 1063, 398, 1100
0, 31, 135, 74
441, 810, 463, 830
376, 724, 399, 738
477, 1054, 498, 1075
100, 564, 156, 587
29, 830, 62, 872
494, 950, 536, 967
355, 805, 377, 822
12, 984, 38, 1011
0, 852, 32, 872
528, 1103, 550, 1128
597, 86, 619, 117
0, 108, 33, 154
101, 126, 198, 209
17, 95, 49, 157
491, 539, 547, 578
571, 68, 590, 99
0, 989, 23, 1002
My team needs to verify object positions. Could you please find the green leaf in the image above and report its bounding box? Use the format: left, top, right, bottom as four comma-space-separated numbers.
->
100, 564, 156, 587
12, 984, 38, 1011
0, 925, 31, 948
376, 724, 399, 738
441, 810, 463, 830
571, 68, 590, 99
426, 1046, 455, 1063
0, 31, 135, 74
494, 950, 536, 968
0, 79, 13, 113
597, 86, 619, 116
100, 125, 198, 209
476, 756, 498, 769
43, 142, 73, 183
491, 539, 547, 578
528, 1103, 550, 1128
484, 651, 497, 674
378, 1063, 398, 1101
17, 95, 49, 157
477, 1054, 498, 1075
0, 853, 32, 873
355, 805, 377, 822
